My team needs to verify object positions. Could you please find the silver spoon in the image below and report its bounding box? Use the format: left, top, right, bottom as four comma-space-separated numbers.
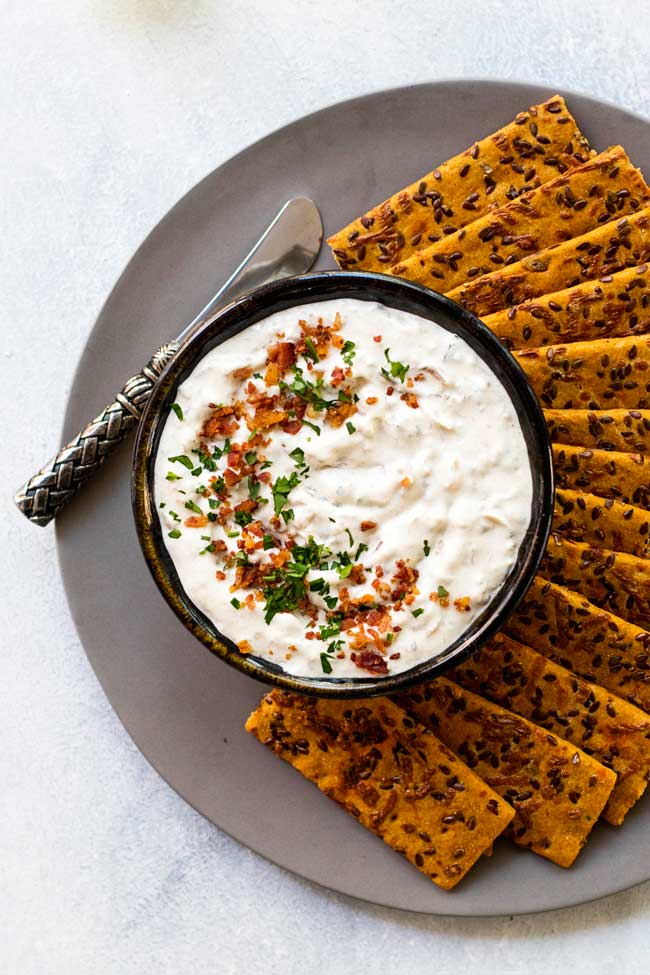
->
15, 197, 323, 527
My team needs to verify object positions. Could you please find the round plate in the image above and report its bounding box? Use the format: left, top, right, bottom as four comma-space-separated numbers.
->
57, 80, 650, 915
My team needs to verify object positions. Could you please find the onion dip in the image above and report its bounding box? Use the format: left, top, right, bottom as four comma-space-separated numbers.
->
154, 298, 532, 679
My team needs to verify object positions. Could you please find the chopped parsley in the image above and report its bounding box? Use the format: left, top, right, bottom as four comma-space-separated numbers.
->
234, 510, 253, 527
280, 365, 337, 412
166, 471, 182, 481
320, 652, 333, 674
354, 542, 368, 561
168, 529, 181, 539
437, 585, 449, 599
168, 510, 181, 523
271, 471, 300, 516
184, 499, 203, 515
231, 598, 241, 609
244, 450, 258, 466
412, 607, 424, 618
171, 403, 184, 421
346, 421, 356, 435
341, 339, 356, 367
381, 348, 410, 384
289, 447, 306, 467
168, 454, 194, 470
423, 539, 431, 557
263, 534, 276, 550
248, 476, 261, 500
344, 528, 354, 549
304, 337, 320, 363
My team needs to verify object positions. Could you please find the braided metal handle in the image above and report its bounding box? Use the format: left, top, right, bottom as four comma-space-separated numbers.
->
15, 342, 179, 527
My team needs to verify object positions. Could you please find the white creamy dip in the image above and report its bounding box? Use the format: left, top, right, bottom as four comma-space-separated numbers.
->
154, 298, 532, 679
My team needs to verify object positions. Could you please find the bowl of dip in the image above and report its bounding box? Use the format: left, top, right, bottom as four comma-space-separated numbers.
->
132, 271, 553, 697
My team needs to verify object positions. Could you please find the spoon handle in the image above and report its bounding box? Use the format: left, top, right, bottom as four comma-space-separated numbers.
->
15, 342, 179, 527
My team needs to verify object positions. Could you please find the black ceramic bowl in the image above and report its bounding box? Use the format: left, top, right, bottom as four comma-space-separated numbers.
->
132, 271, 553, 698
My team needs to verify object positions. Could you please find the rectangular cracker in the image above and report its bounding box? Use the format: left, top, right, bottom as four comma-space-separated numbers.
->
483, 264, 650, 350
451, 632, 650, 825
554, 487, 650, 557
397, 676, 615, 867
543, 533, 650, 631
515, 335, 650, 410
506, 575, 650, 713
245, 691, 514, 889
447, 207, 650, 317
553, 443, 650, 508
328, 95, 593, 273
388, 148, 648, 294
546, 408, 650, 453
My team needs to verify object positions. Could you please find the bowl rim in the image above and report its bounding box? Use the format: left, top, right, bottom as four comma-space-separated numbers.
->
132, 270, 554, 698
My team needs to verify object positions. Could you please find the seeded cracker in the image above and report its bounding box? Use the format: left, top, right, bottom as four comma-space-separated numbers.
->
451, 633, 650, 825
553, 488, 650, 558
396, 676, 615, 867
514, 335, 650, 410
245, 691, 514, 889
388, 148, 648, 294
553, 444, 650, 508
543, 534, 650, 631
507, 576, 650, 713
546, 409, 650, 453
328, 95, 593, 273
483, 265, 650, 350
448, 208, 650, 317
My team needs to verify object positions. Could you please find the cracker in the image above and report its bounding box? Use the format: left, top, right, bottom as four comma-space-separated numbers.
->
451, 632, 650, 825
554, 487, 650, 557
328, 95, 593, 273
553, 443, 650, 508
506, 575, 650, 713
483, 265, 650, 350
389, 148, 648, 294
448, 208, 650, 317
546, 408, 650, 453
245, 691, 514, 889
515, 335, 650, 410
398, 676, 615, 867
543, 534, 650, 631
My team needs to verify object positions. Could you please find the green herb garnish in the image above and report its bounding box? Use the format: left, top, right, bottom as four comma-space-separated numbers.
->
171, 403, 184, 421
320, 653, 333, 674
437, 585, 449, 599
168, 454, 194, 470
231, 598, 241, 609
341, 340, 356, 367
423, 539, 431, 557
346, 421, 356, 435
304, 337, 320, 363
381, 348, 410, 384
184, 499, 203, 516
412, 607, 424, 618
271, 471, 300, 516
168, 529, 181, 539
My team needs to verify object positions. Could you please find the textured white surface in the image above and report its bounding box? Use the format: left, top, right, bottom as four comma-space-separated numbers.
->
4, 1, 650, 972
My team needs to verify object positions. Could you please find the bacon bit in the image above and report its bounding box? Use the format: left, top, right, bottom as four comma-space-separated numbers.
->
373, 335, 382, 343
223, 468, 241, 487
215, 570, 226, 581
253, 407, 289, 429
227, 449, 242, 468
400, 391, 419, 409
213, 540, 228, 554
330, 366, 345, 387
374, 565, 384, 578
331, 332, 344, 349
244, 593, 256, 610
348, 564, 366, 585
238, 640, 253, 655
305, 631, 316, 641
354, 650, 389, 675
454, 596, 472, 612
360, 520, 377, 532
414, 373, 425, 382
246, 521, 264, 538
232, 365, 253, 381
386, 386, 394, 396
235, 498, 258, 516
234, 563, 263, 590
270, 550, 291, 568
333, 312, 343, 331
429, 591, 438, 602
201, 404, 241, 439
400, 476, 412, 488
404, 593, 416, 606
258, 470, 272, 483
365, 396, 378, 405
326, 398, 357, 428
423, 365, 447, 384
269, 341, 296, 372
263, 362, 280, 386
391, 559, 419, 601
281, 419, 303, 435
406, 377, 414, 389
389, 652, 401, 660
185, 514, 208, 528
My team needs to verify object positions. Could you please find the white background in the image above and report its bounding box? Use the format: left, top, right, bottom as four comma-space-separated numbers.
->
3, 1, 650, 972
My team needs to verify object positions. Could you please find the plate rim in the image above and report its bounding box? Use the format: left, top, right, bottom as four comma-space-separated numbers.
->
55, 77, 650, 917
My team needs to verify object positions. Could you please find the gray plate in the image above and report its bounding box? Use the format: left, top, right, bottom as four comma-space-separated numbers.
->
57, 80, 650, 916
